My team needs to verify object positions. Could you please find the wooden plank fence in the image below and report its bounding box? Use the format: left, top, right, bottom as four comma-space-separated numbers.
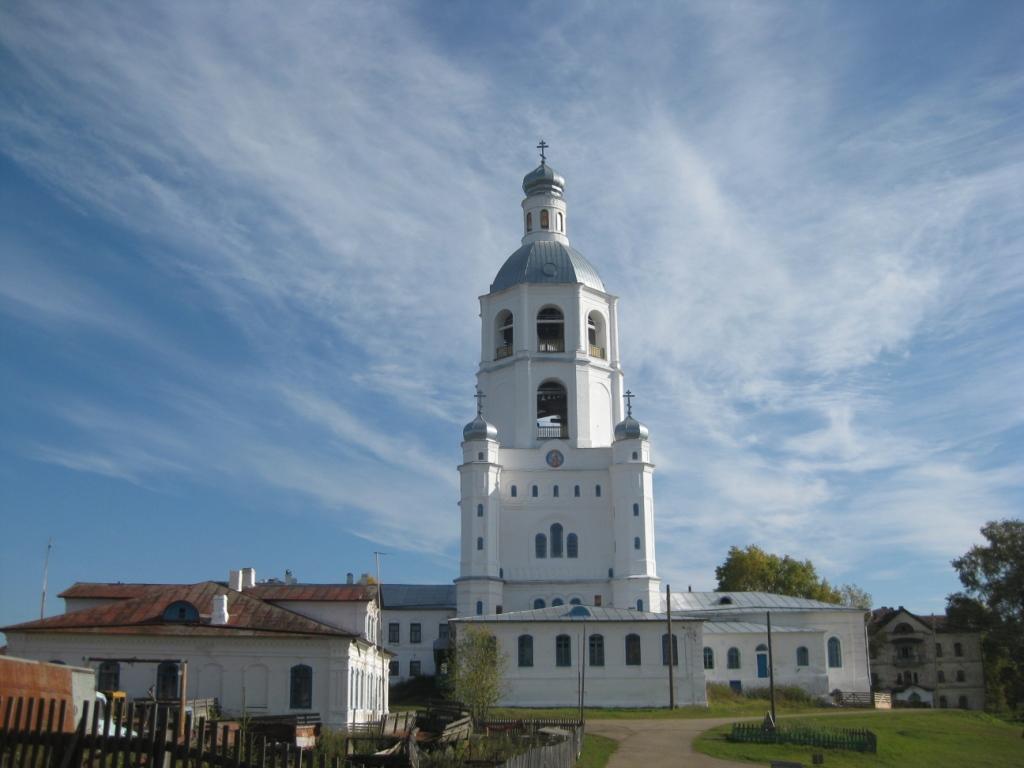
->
0, 696, 336, 768
729, 722, 877, 754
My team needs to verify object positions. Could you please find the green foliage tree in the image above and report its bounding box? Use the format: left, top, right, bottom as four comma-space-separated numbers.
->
447, 625, 507, 722
947, 519, 1024, 713
715, 545, 869, 608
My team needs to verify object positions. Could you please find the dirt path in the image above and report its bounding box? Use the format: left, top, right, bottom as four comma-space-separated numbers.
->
586, 717, 752, 768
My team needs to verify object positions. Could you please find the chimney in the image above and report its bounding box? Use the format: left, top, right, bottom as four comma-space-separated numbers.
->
229, 570, 243, 591
346, 572, 354, 584
212, 594, 229, 625
285, 569, 297, 585
359, 572, 370, 585
241, 567, 256, 590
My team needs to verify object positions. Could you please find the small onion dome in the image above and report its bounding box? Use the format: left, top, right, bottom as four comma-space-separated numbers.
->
522, 163, 565, 198
614, 415, 649, 442
463, 415, 498, 442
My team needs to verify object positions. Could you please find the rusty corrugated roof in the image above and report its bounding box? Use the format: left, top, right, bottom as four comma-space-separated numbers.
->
247, 584, 376, 602
7, 582, 357, 638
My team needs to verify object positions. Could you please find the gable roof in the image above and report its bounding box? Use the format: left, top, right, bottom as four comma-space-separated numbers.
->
58, 581, 377, 604
7, 582, 357, 638
870, 606, 946, 632
380, 584, 456, 610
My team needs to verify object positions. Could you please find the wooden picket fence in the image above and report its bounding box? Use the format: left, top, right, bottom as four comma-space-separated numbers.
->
729, 722, 877, 753
0, 696, 337, 768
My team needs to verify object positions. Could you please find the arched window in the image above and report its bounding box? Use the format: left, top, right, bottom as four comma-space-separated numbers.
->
634, 536, 641, 550
556, 211, 563, 232
476, 537, 483, 550
567, 533, 578, 558
477, 503, 483, 517
533, 598, 545, 609
550, 523, 564, 557
587, 312, 606, 358
553, 485, 559, 497
589, 634, 605, 666
511, 485, 517, 497
535, 533, 547, 558
495, 310, 514, 359
796, 646, 809, 667
756, 643, 769, 678
290, 664, 312, 709
532, 484, 539, 497
552, 597, 564, 606
625, 634, 642, 665
518, 635, 534, 667
156, 662, 179, 699
569, 597, 582, 605
536, 307, 564, 353
703, 647, 714, 670
727, 647, 741, 669
556, 634, 572, 666
526, 212, 532, 232
636, 598, 644, 611
954, 642, 963, 657
475, 601, 483, 615
540, 209, 550, 230
97, 661, 120, 691
827, 637, 842, 668
938, 670, 946, 683
718, 596, 733, 605
633, 503, 640, 517
163, 601, 199, 623
662, 634, 679, 666
574, 485, 580, 497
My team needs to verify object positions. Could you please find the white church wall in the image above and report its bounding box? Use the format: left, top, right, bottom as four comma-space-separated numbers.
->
702, 630, 830, 697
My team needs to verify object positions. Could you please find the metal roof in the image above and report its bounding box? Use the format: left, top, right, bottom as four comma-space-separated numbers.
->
702, 622, 819, 635
670, 591, 862, 613
490, 241, 605, 294
380, 584, 456, 610
454, 605, 700, 623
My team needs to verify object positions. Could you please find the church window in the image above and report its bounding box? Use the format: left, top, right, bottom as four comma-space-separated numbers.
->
557, 211, 563, 232
594, 595, 602, 606
595, 485, 602, 497
290, 664, 312, 709
632, 451, 638, 460
958, 695, 968, 709
796, 646, 809, 667
536, 307, 565, 353
633, 503, 640, 517
526, 212, 532, 232
567, 533, 578, 558
589, 634, 605, 666
496, 605, 503, 614
938, 670, 946, 683
555, 634, 571, 666
389, 660, 399, 677
477, 503, 484, 517
478, 452, 484, 460
499, 568, 503, 578
550, 523, 564, 557
727, 647, 741, 669
97, 661, 120, 691
608, 568, 614, 578
896, 672, 903, 685
552, 598, 564, 607
956, 669, 965, 682
587, 312, 606, 358
574, 485, 581, 497
535, 533, 547, 558
537, 380, 568, 438
532, 484, 538, 497
518, 635, 534, 667
410, 623, 421, 644
157, 662, 180, 699
476, 601, 483, 615
476, 537, 483, 551
634, 536, 641, 550
703, 647, 714, 670
954, 642, 963, 657
553, 485, 559, 497
496, 310, 514, 359
570, 597, 582, 605
409, 661, 421, 677
540, 209, 550, 230
511, 485, 517, 497
718, 596, 733, 605
827, 637, 842, 668
662, 634, 679, 666
533, 598, 545, 609
388, 623, 399, 644
625, 634, 642, 665
439, 623, 449, 640
163, 601, 199, 623
636, 598, 644, 611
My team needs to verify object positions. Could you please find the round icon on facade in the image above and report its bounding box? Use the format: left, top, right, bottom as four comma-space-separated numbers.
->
546, 449, 564, 468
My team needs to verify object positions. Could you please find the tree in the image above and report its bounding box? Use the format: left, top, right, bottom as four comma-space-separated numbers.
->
948, 519, 1024, 712
447, 625, 507, 722
716, 545, 851, 603
838, 583, 873, 611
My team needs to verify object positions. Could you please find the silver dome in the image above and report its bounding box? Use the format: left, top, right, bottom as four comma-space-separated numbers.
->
522, 163, 565, 197
463, 415, 498, 442
490, 241, 605, 294
614, 416, 649, 442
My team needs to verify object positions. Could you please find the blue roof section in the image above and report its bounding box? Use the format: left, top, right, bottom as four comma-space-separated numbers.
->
380, 584, 456, 610
490, 241, 605, 294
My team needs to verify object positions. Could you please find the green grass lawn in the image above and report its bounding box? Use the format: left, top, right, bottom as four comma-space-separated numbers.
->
575, 733, 618, 768
694, 710, 1024, 767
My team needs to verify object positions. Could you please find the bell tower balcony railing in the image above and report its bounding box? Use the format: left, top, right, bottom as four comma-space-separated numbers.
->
589, 344, 606, 359
495, 344, 513, 360
537, 425, 569, 440
538, 340, 565, 353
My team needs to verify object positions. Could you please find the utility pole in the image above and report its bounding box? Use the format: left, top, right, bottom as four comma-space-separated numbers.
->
40, 538, 53, 620
374, 551, 387, 715
667, 585, 675, 709
766, 611, 776, 727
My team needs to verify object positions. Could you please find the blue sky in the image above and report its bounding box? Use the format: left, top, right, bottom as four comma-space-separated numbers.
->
1, 1, 1022, 632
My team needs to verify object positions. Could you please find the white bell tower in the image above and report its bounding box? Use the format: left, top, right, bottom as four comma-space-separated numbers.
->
456, 145, 662, 618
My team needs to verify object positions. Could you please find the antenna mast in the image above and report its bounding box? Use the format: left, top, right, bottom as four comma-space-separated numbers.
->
40, 538, 53, 620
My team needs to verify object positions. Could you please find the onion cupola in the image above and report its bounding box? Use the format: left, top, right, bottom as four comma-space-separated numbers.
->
614, 390, 649, 442
463, 388, 498, 442
522, 162, 566, 198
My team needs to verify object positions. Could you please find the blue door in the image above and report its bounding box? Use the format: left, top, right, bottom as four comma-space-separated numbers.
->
756, 652, 769, 678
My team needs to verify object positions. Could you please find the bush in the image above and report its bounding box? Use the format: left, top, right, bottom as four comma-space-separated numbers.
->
744, 685, 819, 706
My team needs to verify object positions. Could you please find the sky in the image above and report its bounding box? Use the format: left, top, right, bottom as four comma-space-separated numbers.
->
1, 1, 1022, 633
